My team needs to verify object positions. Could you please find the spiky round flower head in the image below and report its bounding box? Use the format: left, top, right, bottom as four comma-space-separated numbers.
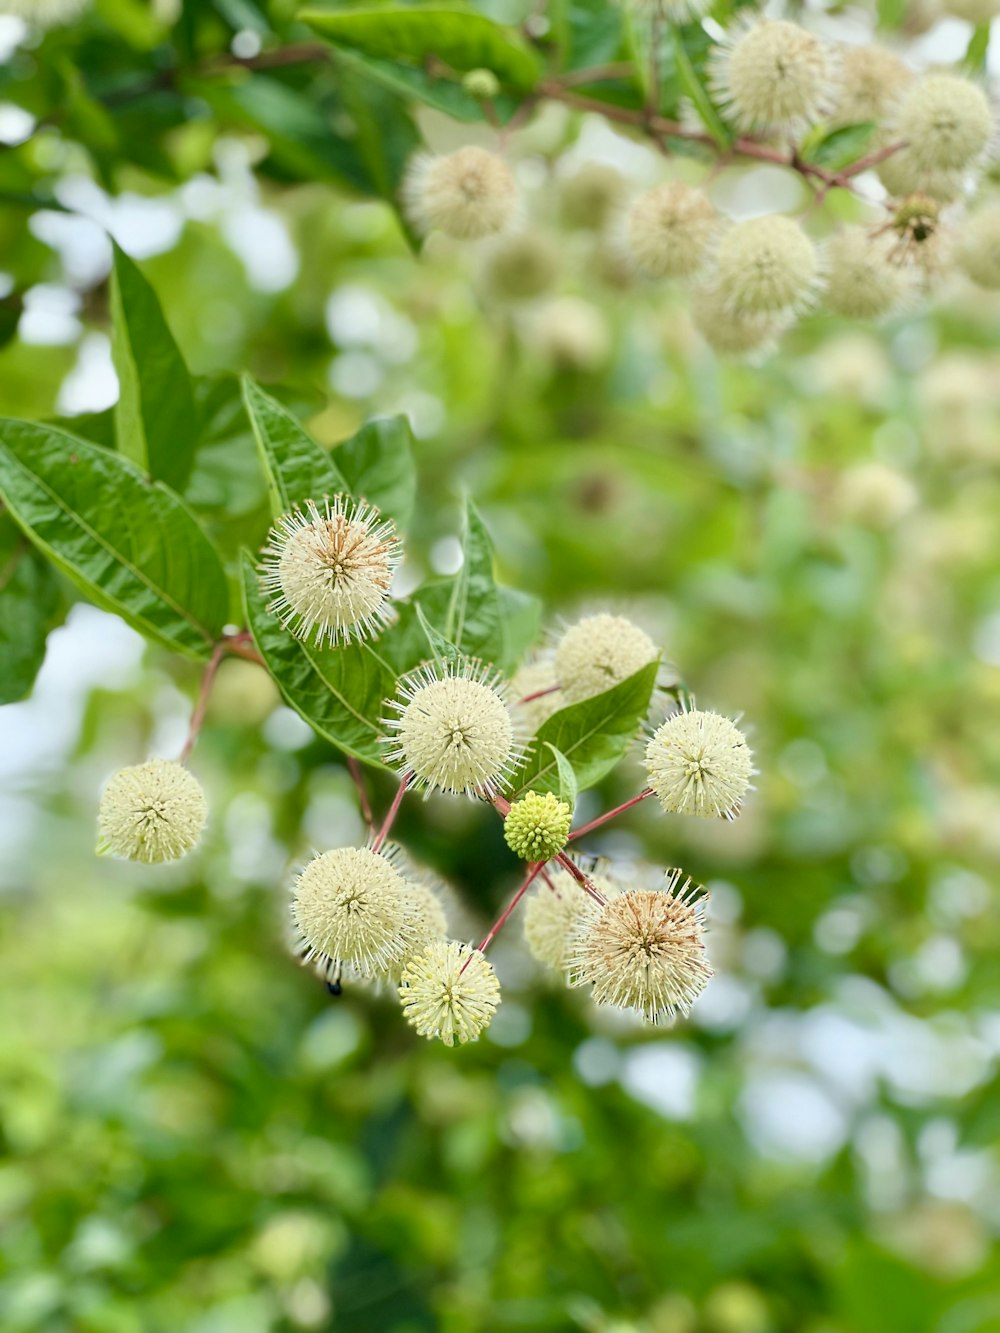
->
462, 67, 501, 100
887, 74, 993, 176
956, 206, 1000, 289
830, 45, 912, 126
837, 462, 918, 527
887, 193, 950, 270
504, 791, 572, 861
523, 865, 618, 972
399, 940, 501, 1046
625, 182, 717, 280
689, 284, 787, 359
644, 708, 753, 820
382, 658, 518, 799
560, 162, 627, 232
713, 215, 821, 318
260, 496, 400, 649
554, 613, 659, 705
292, 846, 418, 979
481, 231, 559, 302
404, 146, 517, 240
709, 18, 838, 136
568, 873, 713, 1023
97, 759, 207, 864
510, 657, 561, 734
0, 0, 90, 26
823, 227, 918, 319
877, 150, 966, 205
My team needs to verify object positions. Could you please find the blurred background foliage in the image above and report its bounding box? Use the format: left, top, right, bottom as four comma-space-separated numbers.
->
2, 1, 1000, 1331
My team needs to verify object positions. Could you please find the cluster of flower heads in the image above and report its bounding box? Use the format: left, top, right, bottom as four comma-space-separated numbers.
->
95, 492, 756, 1045
402, 13, 998, 358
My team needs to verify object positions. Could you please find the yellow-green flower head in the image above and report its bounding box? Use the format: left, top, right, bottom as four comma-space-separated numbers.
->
830, 45, 913, 126
554, 613, 659, 704
504, 791, 572, 861
382, 658, 519, 799
482, 230, 559, 302
560, 162, 626, 232
97, 759, 207, 864
399, 940, 501, 1046
291, 846, 418, 979
710, 17, 838, 136
567, 873, 713, 1023
523, 865, 617, 972
404, 146, 518, 240
887, 74, 993, 176
713, 215, 821, 318
956, 205, 1000, 289
462, 67, 501, 100
625, 181, 717, 280
689, 284, 787, 359
0, 0, 90, 26
260, 496, 401, 649
644, 707, 754, 819
823, 227, 918, 320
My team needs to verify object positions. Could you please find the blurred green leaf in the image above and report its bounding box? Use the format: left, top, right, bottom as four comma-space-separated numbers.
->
803, 121, 877, 170
544, 743, 578, 809
0, 420, 229, 660
242, 374, 348, 519
110, 243, 199, 492
334, 414, 417, 533
0, 515, 65, 703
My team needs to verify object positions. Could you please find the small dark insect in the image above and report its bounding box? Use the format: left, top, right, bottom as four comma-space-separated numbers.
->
326, 979, 343, 997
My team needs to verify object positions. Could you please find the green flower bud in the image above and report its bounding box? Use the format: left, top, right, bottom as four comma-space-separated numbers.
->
504, 791, 572, 861
462, 68, 501, 100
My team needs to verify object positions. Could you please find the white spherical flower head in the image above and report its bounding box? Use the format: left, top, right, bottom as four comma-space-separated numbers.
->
626, 182, 717, 280
689, 284, 788, 359
292, 846, 418, 979
830, 45, 912, 126
838, 462, 918, 528
383, 659, 518, 799
568, 874, 713, 1023
823, 227, 918, 320
957, 207, 1000, 289
713, 216, 821, 318
644, 708, 753, 819
890, 75, 993, 175
560, 162, 626, 232
261, 496, 401, 649
710, 18, 838, 136
523, 866, 618, 972
554, 614, 659, 704
405, 146, 517, 240
98, 759, 207, 864
399, 940, 501, 1046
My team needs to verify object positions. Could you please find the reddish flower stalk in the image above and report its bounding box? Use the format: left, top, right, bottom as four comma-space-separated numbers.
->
471, 859, 545, 962
555, 852, 606, 905
569, 788, 654, 841
372, 774, 410, 853
179, 641, 227, 763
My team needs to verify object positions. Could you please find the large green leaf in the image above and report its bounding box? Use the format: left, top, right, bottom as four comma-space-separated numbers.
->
511, 660, 659, 797
241, 552, 394, 767
242, 374, 348, 519
300, 6, 542, 90
0, 420, 229, 661
418, 499, 507, 670
0, 516, 66, 703
110, 243, 198, 492
330, 45, 520, 125
333, 414, 417, 533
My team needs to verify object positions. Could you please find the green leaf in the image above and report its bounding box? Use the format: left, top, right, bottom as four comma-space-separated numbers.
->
499, 585, 543, 671
330, 45, 519, 125
963, 22, 991, 74
0, 420, 229, 661
110, 243, 198, 493
803, 120, 876, 171
241, 552, 394, 767
544, 744, 578, 810
334, 414, 417, 533
0, 517, 66, 703
511, 660, 659, 797
241, 374, 348, 519
672, 30, 731, 149
300, 6, 542, 90
415, 602, 460, 671
417, 499, 508, 671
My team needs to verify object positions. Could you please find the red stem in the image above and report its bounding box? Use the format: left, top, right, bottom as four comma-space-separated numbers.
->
372, 774, 410, 853
179, 641, 227, 763
555, 852, 606, 905
569, 788, 654, 841
519, 684, 561, 704
472, 860, 545, 960
347, 755, 374, 831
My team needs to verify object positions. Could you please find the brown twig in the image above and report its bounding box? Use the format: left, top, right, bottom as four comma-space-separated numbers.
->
347, 755, 374, 831
179, 640, 227, 763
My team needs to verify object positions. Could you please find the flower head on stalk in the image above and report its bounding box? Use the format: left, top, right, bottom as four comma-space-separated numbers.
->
644, 705, 754, 819
399, 940, 501, 1045
382, 657, 522, 800
97, 759, 207, 864
260, 496, 401, 649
